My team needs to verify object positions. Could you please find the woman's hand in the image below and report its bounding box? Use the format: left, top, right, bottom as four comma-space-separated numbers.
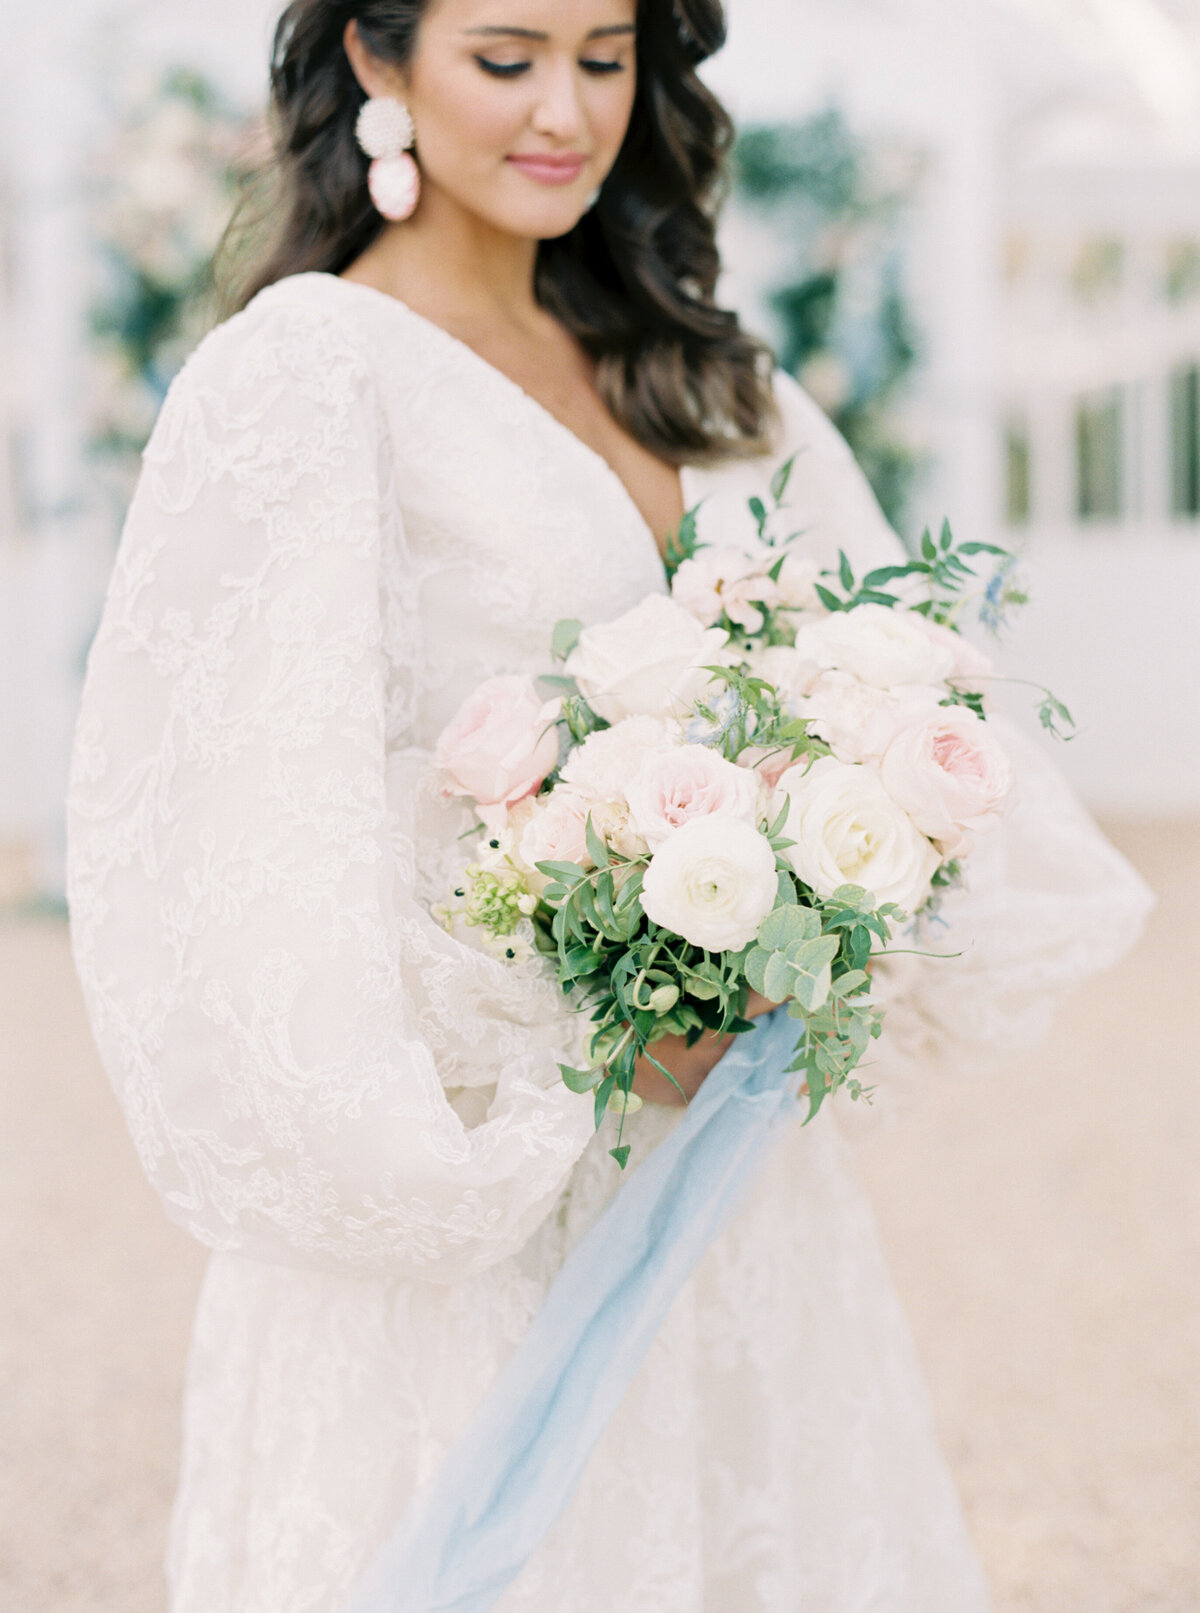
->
631, 990, 782, 1108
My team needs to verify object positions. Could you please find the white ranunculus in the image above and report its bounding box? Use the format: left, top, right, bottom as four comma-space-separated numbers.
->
559, 716, 671, 800
625, 744, 763, 847
772, 757, 940, 916
792, 603, 957, 691
640, 817, 778, 952
879, 706, 1014, 856
565, 596, 734, 725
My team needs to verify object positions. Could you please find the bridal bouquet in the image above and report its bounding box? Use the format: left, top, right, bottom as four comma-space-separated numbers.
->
432, 458, 1061, 1167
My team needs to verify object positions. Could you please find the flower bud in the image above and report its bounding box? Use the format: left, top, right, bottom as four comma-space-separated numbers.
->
607, 1089, 644, 1115
647, 983, 680, 1014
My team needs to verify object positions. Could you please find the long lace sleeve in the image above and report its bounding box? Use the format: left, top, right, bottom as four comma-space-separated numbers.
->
64, 298, 597, 1282
764, 368, 1154, 1073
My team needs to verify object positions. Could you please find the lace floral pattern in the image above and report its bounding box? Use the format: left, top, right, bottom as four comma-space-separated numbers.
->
65, 272, 1153, 1611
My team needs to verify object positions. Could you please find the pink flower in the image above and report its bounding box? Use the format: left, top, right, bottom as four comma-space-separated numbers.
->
671, 546, 780, 631
737, 745, 795, 791
518, 791, 595, 884
625, 745, 763, 848
908, 615, 994, 696
803, 671, 944, 764
879, 706, 1015, 856
435, 675, 560, 815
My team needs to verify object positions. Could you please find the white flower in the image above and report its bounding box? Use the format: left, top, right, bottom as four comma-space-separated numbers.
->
792, 603, 957, 690
908, 615, 995, 697
559, 716, 671, 799
625, 745, 763, 847
879, 706, 1014, 856
671, 545, 780, 631
640, 817, 779, 952
565, 596, 734, 725
752, 644, 825, 713
773, 549, 823, 613
586, 798, 650, 860
802, 671, 945, 764
772, 756, 940, 916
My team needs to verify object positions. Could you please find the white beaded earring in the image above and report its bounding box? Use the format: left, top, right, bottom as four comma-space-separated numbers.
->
356, 96, 420, 222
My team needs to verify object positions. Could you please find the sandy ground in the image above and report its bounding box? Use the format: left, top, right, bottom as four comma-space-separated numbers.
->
0, 822, 1196, 1613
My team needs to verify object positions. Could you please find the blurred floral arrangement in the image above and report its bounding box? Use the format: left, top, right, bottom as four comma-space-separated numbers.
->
86, 67, 261, 516
732, 109, 925, 533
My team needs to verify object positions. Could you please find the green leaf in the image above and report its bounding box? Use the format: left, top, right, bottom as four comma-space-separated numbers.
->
838, 549, 855, 593
743, 945, 771, 997
559, 1062, 604, 1094
920, 527, 937, 561
832, 968, 870, 998
770, 453, 798, 504
552, 618, 584, 661
763, 950, 793, 1003
584, 813, 611, 870
814, 583, 845, 614
535, 859, 589, 883
749, 495, 769, 535
757, 905, 820, 950
785, 936, 838, 1012
862, 563, 919, 588
610, 1144, 632, 1170
594, 1074, 617, 1129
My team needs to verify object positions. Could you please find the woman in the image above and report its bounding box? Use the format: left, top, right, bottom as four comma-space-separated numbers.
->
64, 0, 1152, 1608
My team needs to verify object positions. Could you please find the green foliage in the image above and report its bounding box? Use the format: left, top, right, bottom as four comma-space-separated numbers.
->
732, 109, 925, 531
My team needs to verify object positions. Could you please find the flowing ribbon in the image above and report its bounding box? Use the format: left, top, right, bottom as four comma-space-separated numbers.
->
346, 1005, 802, 1613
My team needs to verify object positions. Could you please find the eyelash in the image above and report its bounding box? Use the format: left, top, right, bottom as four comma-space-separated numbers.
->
474, 57, 627, 79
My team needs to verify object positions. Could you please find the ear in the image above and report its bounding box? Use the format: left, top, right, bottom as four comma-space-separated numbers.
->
343, 19, 410, 100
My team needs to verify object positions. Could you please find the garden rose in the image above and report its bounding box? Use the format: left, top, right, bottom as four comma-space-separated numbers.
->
772, 757, 940, 915
625, 745, 763, 848
435, 675, 560, 817
908, 615, 995, 696
879, 706, 1014, 855
558, 716, 671, 800
564, 596, 734, 725
640, 817, 778, 952
791, 603, 957, 690
671, 546, 780, 631
517, 792, 595, 892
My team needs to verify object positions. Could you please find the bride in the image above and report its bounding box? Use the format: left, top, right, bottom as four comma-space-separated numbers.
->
64, 0, 1152, 1608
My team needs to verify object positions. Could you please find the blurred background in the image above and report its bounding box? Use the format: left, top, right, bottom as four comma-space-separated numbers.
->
1, 1, 1197, 1609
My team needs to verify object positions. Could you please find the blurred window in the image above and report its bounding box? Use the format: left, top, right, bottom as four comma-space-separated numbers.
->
1165, 241, 1200, 305
1075, 389, 1123, 521
1169, 364, 1200, 519
1072, 239, 1124, 304
1005, 418, 1032, 525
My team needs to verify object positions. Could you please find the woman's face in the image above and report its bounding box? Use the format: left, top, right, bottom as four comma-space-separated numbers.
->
361, 0, 639, 241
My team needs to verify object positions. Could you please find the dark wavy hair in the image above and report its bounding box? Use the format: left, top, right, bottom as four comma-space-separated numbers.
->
216, 0, 780, 465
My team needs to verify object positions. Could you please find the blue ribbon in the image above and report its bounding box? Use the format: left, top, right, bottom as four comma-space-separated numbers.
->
346, 1005, 802, 1613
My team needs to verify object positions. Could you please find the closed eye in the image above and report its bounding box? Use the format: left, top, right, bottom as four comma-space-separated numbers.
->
474, 57, 628, 79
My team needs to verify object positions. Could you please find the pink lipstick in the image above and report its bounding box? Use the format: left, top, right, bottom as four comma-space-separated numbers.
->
506, 154, 587, 186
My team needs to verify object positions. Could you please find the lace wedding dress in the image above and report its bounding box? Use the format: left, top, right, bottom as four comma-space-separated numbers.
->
65, 270, 1152, 1612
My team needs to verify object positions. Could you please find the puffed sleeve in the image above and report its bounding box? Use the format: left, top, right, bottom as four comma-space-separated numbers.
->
760, 367, 1155, 1076
64, 295, 598, 1281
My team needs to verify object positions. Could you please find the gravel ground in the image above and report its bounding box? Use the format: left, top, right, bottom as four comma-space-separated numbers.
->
1, 821, 1196, 1613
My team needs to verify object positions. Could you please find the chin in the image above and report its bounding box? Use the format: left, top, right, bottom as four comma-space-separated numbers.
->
482, 191, 590, 242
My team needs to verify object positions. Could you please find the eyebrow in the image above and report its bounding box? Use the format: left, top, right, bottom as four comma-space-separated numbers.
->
464, 24, 636, 39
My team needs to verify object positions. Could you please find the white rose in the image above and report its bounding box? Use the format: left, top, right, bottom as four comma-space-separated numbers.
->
625, 744, 763, 848
879, 706, 1015, 856
802, 671, 945, 764
559, 716, 671, 799
772, 756, 940, 916
671, 545, 780, 631
565, 596, 734, 725
908, 614, 995, 697
640, 817, 779, 952
792, 603, 957, 690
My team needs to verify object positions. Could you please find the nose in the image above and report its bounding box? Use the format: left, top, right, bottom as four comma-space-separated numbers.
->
530, 56, 588, 144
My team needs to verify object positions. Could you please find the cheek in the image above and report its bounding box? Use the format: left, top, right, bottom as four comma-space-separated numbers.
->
409, 57, 531, 172
587, 77, 637, 157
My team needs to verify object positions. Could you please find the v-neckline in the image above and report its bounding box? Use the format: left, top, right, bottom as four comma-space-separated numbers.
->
314, 272, 693, 569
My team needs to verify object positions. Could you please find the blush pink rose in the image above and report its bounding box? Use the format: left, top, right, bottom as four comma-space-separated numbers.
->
737, 745, 795, 791
879, 706, 1015, 856
625, 745, 762, 848
518, 791, 595, 886
908, 615, 995, 696
435, 675, 560, 814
